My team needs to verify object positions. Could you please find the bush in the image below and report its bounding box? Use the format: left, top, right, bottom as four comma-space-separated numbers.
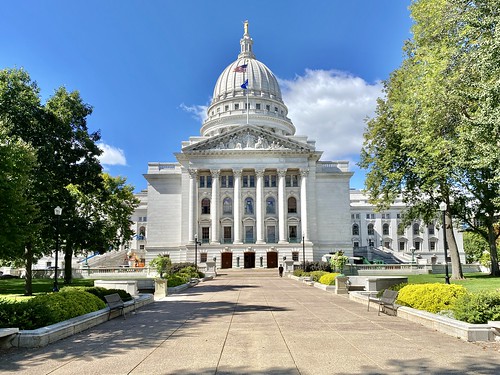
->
305, 261, 332, 273
0, 290, 105, 330
166, 274, 189, 287
309, 271, 328, 282
397, 283, 467, 313
318, 273, 340, 285
293, 269, 306, 277
61, 286, 132, 302
452, 290, 500, 324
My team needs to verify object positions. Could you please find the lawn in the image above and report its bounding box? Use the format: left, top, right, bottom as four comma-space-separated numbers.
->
0, 278, 95, 301
408, 273, 500, 293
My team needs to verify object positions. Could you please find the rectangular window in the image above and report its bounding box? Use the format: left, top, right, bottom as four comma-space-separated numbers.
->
245, 103, 248, 109
228, 175, 233, 188
384, 241, 390, 249
139, 245, 145, 250
235, 103, 240, 110
292, 252, 299, 261
199, 175, 205, 188
414, 241, 421, 251
356, 214, 360, 219
242, 175, 255, 188
200, 253, 208, 263
399, 241, 405, 251
353, 241, 359, 248
256, 103, 261, 110
206, 175, 212, 188
289, 225, 297, 242
264, 175, 270, 187
266, 104, 270, 111
286, 175, 291, 187
368, 239, 374, 247
225, 105, 229, 111
243, 175, 248, 187
245, 226, 254, 243
221, 175, 227, 187
267, 226, 276, 243
270, 175, 277, 187
274, 106, 278, 112
249, 175, 255, 187
202, 227, 210, 243
430, 241, 436, 251
224, 226, 232, 243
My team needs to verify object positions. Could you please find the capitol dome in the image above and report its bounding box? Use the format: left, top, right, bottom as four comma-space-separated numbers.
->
201, 21, 295, 137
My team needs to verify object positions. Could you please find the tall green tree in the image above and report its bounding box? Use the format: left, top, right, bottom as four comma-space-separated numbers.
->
66, 173, 139, 283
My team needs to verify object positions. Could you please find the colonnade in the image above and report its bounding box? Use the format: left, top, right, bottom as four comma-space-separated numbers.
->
187, 168, 309, 244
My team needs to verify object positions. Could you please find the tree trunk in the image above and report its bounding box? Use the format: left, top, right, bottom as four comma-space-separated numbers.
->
447, 212, 464, 279
487, 225, 500, 276
64, 242, 73, 285
24, 243, 33, 296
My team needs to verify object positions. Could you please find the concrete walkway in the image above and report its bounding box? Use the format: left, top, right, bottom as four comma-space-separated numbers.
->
1, 269, 499, 374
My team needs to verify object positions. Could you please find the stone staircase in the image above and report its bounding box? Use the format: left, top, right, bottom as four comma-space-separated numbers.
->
85, 250, 128, 268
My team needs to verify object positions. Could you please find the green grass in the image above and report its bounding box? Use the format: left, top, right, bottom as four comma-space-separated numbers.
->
0, 278, 95, 301
407, 273, 500, 293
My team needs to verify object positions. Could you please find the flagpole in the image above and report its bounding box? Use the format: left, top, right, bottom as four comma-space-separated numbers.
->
245, 60, 249, 125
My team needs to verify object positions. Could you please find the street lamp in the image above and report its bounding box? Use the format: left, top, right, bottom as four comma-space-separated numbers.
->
194, 234, 201, 271
53, 206, 62, 292
439, 202, 450, 284
302, 233, 306, 270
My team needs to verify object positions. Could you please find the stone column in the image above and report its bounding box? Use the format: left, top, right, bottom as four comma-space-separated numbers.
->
300, 169, 309, 241
233, 169, 242, 244
255, 169, 265, 244
277, 168, 287, 243
210, 169, 220, 244
188, 169, 197, 243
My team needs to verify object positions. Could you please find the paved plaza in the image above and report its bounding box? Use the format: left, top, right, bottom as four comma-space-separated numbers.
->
1, 270, 499, 374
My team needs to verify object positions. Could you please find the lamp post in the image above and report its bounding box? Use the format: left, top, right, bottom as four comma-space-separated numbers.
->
194, 234, 201, 271
439, 202, 450, 284
302, 233, 306, 271
53, 206, 62, 292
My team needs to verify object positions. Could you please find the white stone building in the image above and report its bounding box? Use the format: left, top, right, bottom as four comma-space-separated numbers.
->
137, 22, 353, 269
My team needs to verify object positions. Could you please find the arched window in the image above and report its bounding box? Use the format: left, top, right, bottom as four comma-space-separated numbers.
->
382, 223, 390, 235
244, 197, 254, 215
413, 223, 420, 235
352, 224, 359, 236
223, 197, 232, 214
266, 197, 276, 214
367, 223, 374, 236
201, 198, 210, 215
428, 224, 435, 235
288, 197, 297, 213
138, 226, 146, 240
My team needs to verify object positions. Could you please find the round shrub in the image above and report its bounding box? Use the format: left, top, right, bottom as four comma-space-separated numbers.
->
310, 271, 328, 282
167, 274, 189, 287
293, 269, 306, 277
318, 273, 340, 285
452, 290, 500, 324
0, 290, 105, 330
397, 283, 467, 313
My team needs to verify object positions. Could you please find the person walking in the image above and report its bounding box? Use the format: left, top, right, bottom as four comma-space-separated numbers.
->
278, 265, 284, 277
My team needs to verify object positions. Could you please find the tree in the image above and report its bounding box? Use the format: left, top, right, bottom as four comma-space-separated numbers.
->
65, 173, 139, 283
463, 231, 490, 264
0, 121, 37, 260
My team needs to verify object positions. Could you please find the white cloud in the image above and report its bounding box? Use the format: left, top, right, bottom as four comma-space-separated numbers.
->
98, 143, 127, 166
280, 69, 383, 161
180, 103, 208, 122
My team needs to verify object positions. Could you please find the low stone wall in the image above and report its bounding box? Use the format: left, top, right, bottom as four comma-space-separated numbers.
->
1, 294, 154, 349
349, 291, 499, 342
94, 279, 139, 296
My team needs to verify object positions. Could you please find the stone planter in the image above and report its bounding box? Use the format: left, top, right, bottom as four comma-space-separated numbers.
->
335, 276, 349, 294
154, 279, 168, 298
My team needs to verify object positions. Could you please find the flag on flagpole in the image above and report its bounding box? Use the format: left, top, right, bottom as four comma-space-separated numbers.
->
241, 79, 248, 89
234, 64, 248, 73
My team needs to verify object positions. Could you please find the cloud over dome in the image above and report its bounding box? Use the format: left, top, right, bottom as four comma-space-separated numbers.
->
280, 69, 382, 161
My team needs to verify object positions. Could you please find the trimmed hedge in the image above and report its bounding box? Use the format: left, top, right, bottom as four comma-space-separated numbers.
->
397, 283, 467, 313
60, 286, 132, 302
452, 290, 500, 324
0, 289, 105, 330
318, 273, 340, 285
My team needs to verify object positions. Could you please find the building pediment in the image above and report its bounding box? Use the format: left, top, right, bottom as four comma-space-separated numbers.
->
182, 125, 311, 154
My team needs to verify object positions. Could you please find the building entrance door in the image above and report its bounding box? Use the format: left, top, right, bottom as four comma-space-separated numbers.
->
244, 252, 255, 269
267, 252, 278, 268
221, 252, 233, 269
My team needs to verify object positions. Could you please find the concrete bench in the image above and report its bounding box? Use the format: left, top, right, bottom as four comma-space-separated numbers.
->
368, 289, 399, 316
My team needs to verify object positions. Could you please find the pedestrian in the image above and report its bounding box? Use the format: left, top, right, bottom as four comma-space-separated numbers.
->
278, 265, 284, 277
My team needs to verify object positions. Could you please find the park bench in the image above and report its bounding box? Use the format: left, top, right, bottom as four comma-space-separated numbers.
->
104, 293, 134, 319
367, 289, 399, 316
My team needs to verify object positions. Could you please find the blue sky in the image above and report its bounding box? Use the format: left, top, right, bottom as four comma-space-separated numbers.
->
1, 0, 413, 192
